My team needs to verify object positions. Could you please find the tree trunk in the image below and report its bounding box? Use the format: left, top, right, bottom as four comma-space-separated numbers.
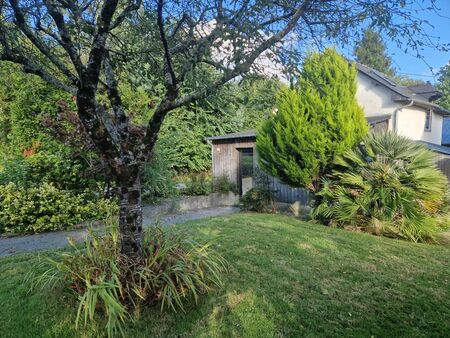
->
118, 169, 143, 258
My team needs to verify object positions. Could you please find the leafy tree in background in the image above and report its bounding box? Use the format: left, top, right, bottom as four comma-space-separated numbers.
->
0, 0, 445, 259
157, 76, 280, 173
257, 48, 368, 192
437, 62, 450, 110
354, 27, 395, 76
235, 76, 281, 130
0, 63, 109, 192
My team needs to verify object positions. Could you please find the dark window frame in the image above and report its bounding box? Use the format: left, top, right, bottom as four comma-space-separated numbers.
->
425, 109, 432, 132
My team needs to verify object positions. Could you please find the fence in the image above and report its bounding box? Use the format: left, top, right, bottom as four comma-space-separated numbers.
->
267, 176, 310, 204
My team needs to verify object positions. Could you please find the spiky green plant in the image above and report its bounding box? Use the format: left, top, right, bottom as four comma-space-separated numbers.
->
29, 224, 227, 337
312, 131, 449, 242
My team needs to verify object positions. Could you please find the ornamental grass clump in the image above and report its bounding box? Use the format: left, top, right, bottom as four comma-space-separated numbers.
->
312, 131, 449, 242
31, 224, 226, 337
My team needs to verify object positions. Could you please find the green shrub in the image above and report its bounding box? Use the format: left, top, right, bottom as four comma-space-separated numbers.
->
32, 224, 226, 337
0, 157, 28, 186
142, 153, 178, 204
212, 175, 237, 194
0, 152, 100, 192
182, 173, 211, 196
312, 132, 449, 242
0, 182, 117, 233
240, 187, 274, 212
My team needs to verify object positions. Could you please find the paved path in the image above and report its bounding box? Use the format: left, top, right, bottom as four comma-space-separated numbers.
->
0, 206, 239, 257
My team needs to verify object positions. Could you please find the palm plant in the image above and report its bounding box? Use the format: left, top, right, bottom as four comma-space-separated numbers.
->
312, 131, 449, 242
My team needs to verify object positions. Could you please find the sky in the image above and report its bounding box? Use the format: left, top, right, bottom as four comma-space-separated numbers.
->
339, 0, 450, 84
386, 0, 450, 83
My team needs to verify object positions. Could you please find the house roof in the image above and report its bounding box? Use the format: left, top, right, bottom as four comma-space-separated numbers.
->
355, 63, 450, 116
206, 130, 256, 141
407, 84, 443, 101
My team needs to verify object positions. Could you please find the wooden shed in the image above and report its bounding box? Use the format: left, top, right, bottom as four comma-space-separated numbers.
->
206, 131, 310, 204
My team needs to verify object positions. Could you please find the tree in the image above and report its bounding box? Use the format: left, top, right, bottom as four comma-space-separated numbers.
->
0, 1, 445, 259
256, 48, 368, 192
354, 27, 395, 76
437, 62, 450, 110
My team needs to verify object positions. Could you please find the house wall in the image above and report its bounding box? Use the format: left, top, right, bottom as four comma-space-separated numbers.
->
397, 106, 443, 145
356, 72, 443, 145
356, 72, 398, 124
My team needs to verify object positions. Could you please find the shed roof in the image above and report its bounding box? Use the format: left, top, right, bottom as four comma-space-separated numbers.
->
206, 114, 392, 142
206, 130, 256, 141
207, 130, 450, 156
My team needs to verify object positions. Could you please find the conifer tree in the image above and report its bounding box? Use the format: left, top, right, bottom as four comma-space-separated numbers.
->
437, 62, 450, 110
256, 48, 368, 192
354, 28, 395, 76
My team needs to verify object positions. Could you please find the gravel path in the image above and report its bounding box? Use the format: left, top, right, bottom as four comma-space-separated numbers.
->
0, 206, 239, 257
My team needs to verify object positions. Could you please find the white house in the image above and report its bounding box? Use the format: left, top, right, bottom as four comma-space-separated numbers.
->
355, 63, 449, 145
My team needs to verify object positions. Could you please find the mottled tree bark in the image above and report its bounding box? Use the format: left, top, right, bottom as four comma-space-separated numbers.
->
117, 167, 143, 257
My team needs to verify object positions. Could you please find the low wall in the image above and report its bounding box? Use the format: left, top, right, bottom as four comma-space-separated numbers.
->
142, 192, 312, 220
143, 192, 240, 219
177, 192, 240, 210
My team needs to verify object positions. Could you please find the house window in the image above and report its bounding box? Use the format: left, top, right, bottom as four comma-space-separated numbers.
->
425, 110, 432, 132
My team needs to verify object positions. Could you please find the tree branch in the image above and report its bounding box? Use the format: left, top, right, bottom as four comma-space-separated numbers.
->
141, 1, 311, 158
42, 0, 84, 75
157, 0, 177, 93
104, 56, 129, 146
110, 0, 142, 29
8, 0, 79, 85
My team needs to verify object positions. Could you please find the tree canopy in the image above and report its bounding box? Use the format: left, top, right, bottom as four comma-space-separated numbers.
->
437, 62, 450, 110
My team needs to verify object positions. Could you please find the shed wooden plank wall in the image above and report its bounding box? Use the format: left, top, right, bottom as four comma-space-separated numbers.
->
211, 137, 256, 187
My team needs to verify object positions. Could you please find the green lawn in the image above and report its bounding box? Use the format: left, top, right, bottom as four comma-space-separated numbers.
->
1, 213, 449, 337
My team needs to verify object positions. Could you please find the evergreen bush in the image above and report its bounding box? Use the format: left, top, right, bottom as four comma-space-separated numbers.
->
0, 183, 117, 233
256, 48, 368, 192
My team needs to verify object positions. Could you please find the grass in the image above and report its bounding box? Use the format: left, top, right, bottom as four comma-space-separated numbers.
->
1, 213, 449, 337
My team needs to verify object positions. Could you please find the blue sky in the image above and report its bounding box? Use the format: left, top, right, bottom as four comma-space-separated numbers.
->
386, 0, 450, 83
337, 0, 450, 83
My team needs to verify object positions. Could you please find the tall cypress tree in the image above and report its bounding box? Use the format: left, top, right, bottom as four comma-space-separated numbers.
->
256, 48, 368, 192
354, 28, 395, 76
